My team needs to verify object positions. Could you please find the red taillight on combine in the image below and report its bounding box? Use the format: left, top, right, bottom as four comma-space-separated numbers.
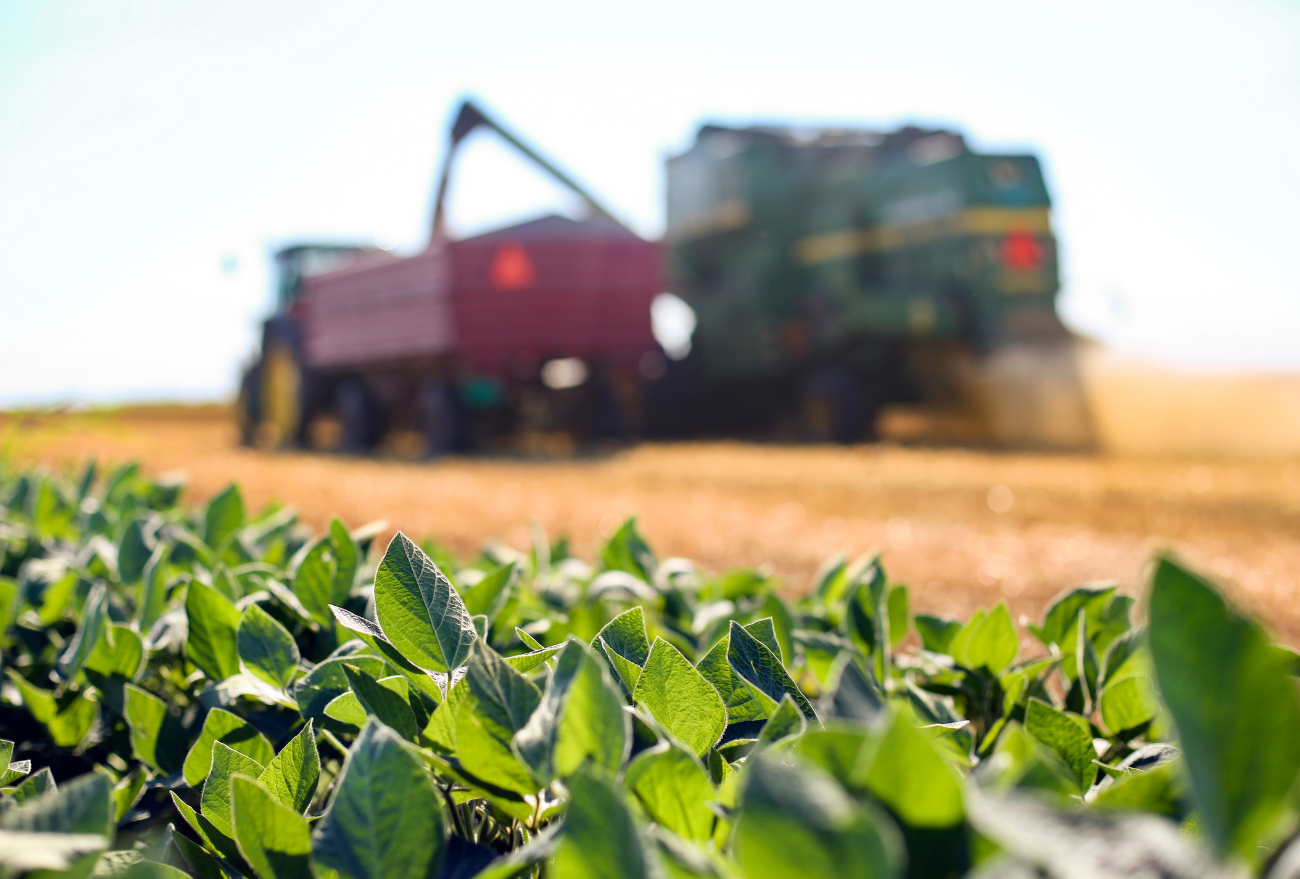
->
489, 242, 537, 290
1001, 231, 1043, 270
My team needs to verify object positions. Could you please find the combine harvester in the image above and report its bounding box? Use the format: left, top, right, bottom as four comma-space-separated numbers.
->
239, 101, 1093, 453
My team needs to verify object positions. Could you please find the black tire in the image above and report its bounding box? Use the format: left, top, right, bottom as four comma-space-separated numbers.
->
336, 380, 377, 454
416, 380, 460, 457
800, 367, 865, 444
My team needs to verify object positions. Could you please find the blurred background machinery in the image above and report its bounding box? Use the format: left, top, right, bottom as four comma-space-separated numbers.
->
239, 101, 1093, 454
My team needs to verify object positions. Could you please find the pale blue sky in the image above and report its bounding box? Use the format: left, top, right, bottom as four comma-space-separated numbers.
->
1, 0, 1297, 405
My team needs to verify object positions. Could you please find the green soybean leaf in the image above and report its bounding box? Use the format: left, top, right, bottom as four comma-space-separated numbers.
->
373, 532, 476, 673
117, 517, 152, 584
10, 767, 56, 803
311, 721, 448, 879
257, 721, 320, 814
0, 770, 111, 837
758, 694, 807, 744
292, 655, 387, 722
183, 708, 276, 788
914, 615, 961, 654
599, 517, 656, 582
624, 742, 716, 842
697, 634, 765, 723
201, 742, 266, 839
1025, 698, 1097, 793
58, 582, 108, 682
329, 518, 358, 606
954, 602, 1018, 674
1099, 675, 1159, 738
84, 622, 145, 713
1034, 583, 1116, 652
594, 605, 651, 693
502, 642, 565, 673
465, 641, 541, 736
230, 774, 312, 879
463, 561, 516, 621
325, 692, 370, 728
110, 767, 147, 824
886, 585, 910, 648
170, 827, 230, 879
138, 544, 169, 632
237, 603, 301, 690
735, 753, 903, 879
1148, 555, 1300, 858
551, 768, 653, 879
5, 672, 98, 748
633, 638, 726, 758
744, 618, 783, 664
327, 606, 445, 705
204, 484, 244, 549
515, 639, 630, 782
124, 684, 187, 774
727, 621, 817, 721
186, 580, 242, 682
341, 664, 419, 743
862, 711, 964, 827
292, 539, 337, 627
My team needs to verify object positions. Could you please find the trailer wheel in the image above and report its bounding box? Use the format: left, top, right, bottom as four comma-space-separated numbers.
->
800, 367, 865, 444
336, 380, 376, 454
236, 364, 261, 447
416, 381, 459, 457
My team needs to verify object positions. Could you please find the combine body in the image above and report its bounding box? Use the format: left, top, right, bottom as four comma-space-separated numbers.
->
664, 125, 1091, 447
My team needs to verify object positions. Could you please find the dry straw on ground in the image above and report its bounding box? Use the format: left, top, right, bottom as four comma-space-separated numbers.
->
5, 406, 1299, 643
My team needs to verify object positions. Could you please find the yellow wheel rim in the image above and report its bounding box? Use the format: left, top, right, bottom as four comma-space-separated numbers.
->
260, 343, 301, 447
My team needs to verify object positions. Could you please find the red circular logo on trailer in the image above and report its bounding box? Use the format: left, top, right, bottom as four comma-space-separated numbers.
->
1001, 231, 1043, 270
488, 242, 537, 290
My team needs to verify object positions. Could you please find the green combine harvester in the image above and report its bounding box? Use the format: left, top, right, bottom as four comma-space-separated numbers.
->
658, 122, 1093, 448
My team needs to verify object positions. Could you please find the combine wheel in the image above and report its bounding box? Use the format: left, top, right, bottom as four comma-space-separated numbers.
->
259, 341, 302, 448
416, 380, 460, 456
799, 367, 865, 444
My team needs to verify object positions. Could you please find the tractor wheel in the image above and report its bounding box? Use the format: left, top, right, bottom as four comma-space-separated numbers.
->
416, 380, 460, 456
259, 341, 302, 448
236, 364, 260, 447
336, 380, 376, 454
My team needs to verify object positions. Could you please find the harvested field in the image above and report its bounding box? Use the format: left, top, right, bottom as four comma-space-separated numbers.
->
5, 405, 1300, 643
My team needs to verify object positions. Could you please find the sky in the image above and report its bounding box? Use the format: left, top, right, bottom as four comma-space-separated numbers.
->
1, 0, 1298, 406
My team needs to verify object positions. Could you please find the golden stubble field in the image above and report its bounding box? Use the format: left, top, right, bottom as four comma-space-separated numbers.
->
6, 406, 1300, 643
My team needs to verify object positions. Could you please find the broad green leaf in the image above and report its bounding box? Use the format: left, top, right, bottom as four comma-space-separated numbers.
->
6, 672, 98, 748
422, 673, 470, 754
238, 603, 301, 690
624, 742, 716, 841
325, 692, 370, 728
0, 829, 107, 872
1148, 555, 1300, 858
697, 634, 765, 723
257, 721, 320, 814
373, 532, 477, 673
455, 692, 539, 796
342, 664, 419, 742
292, 539, 337, 627
515, 639, 630, 782
1099, 675, 1159, 738
0, 770, 111, 835
0, 575, 18, 641
111, 766, 147, 824
758, 694, 807, 744
735, 754, 902, 879
1100, 626, 1148, 686
10, 767, 55, 802
594, 605, 651, 693
464, 641, 541, 736
169, 791, 217, 852
329, 518, 359, 606
327, 606, 445, 705
1091, 760, 1183, 817
599, 517, 656, 581
293, 655, 387, 721
58, 582, 108, 681
463, 561, 516, 620
183, 708, 276, 787
862, 711, 964, 827
1034, 583, 1116, 650
311, 721, 448, 879
125, 684, 187, 774
914, 614, 961, 654
170, 827, 229, 879
727, 621, 817, 721
954, 603, 1018, 674
138, 544, 169, 632
204, 484, 244, 549
1024, 698, 1096, 793
230, 774, 312, 879
84, 622, 145, 714
551, 768, 653, 879
201, 742, 266, 839
743, 618, 783, 664
118, 517, 152, 584
186, 580, 242, 681
633, 638, 726, 758
502, 643, 565, 673
886, 585, 909, 647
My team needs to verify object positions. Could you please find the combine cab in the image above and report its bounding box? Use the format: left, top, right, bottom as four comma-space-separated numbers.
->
239, 102, 662, 454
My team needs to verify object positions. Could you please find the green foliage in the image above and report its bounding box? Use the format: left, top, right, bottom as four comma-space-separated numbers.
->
3, 458, 1300, 878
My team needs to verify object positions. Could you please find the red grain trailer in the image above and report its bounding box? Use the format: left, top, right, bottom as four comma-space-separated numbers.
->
240, 102, 664, 454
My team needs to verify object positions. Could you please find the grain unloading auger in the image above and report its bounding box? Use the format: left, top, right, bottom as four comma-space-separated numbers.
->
240, 102, 1094, 453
